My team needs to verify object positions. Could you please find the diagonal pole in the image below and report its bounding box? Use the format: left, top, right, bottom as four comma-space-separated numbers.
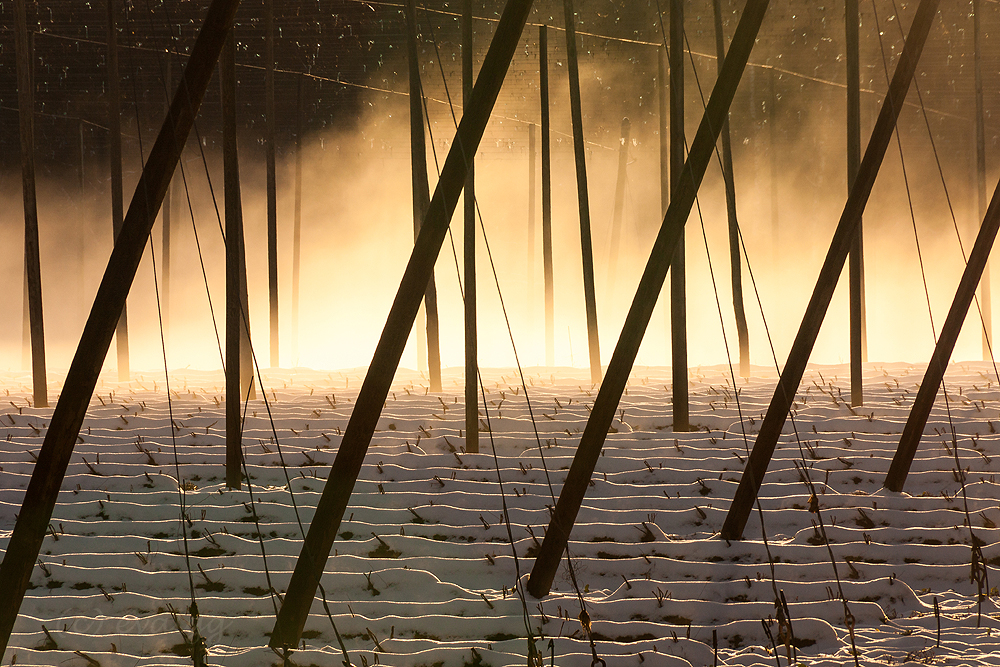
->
719, 0, 942, 541
885, 178, 1000, 490
268, 0, 534, 649
0, 0, 241, 654
526, 0, 772, 599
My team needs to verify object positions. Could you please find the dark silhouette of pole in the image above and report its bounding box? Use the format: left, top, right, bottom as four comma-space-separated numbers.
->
269, 0, 534, 647
605, 117, 630, 302
403, 0, 442, 392
659, 48, 668, 214
162, 56, 172, 348
847, 0, 867, 406
526, 0, 771, 599
222, 30, 245, 490
719, 0, 942, 541
291, 77, 303, 363
0, 0, 240, 651
266, 0, 279, 368
464, 0, 479, 452
669, 0, 688, 430
563, 0, 601, 385
15, 0, 46, 409
885, 179, 1000, 491
107, 0, 130, 383
974, 0, 992, 359
712, 0, 749, 378
541, 25, 554, 368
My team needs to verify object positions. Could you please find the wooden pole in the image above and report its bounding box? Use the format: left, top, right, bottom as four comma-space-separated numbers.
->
712, 0, 749, 378
563, 0, 601, 385
659, 48, 668, 214
0, 0, 240, 651
463, 0, 479, 452
15, 0, 46, 409
526, 0, 771, 599
269, 0, 533, 647
222, 30, 244, 490
885, 180, 1000, 491
78, 119, 87, 326
847, 0, 866, 406
291, 76, 303, 364
769, 68, 779, 257
162, 56, 172, 348
605, 117, 630, 302
719, 0, 941, 541
266, 0, 279, 368
541, 25, 555, 368
669, 0, 688, 431
974, 0, 993, 359
107, 0, 130, 383
528, 123, 536, 332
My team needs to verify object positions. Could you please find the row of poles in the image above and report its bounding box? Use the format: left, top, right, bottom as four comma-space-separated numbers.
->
2, 0, 998, 659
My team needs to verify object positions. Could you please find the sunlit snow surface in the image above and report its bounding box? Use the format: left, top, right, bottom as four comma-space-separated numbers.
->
1, 363, 999, 666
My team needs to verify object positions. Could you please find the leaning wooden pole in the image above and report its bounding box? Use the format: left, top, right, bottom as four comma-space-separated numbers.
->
526, 0, 771, 599
605, 117, 630, 302
847, 0, 867, 406
463, 0, 479, 452
719, 0, 941, 541
541, 25, 555, 368
885, 179, 1000, 491
712, 0, 749, 378
222, 30, 244, 491
107, 0, 130, 383
0, 0, 240, 652
269, 0, 534, 647
669, 0, 689, 430
563, 0, 601, 385
15, 0, 46, 409
266, 0, 279, 368
974, 0, 993, 359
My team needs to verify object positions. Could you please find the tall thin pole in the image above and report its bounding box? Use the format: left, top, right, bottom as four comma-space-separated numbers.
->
885, 178, 1000, 491
847, 0, 866, 406
974, 0, 993, 358
541, 25, 554, 368
78, 119, 87, 326
223, 30, 244, 490
669, 0, 688, 430
107, 0, 129, 383
463, 0, 479, 452
659, 49, 668, 216
563, 0, 601, 385
605, 117, 630, 302
266, 0, 279, 368
769, 67, 779, 257
528, 123, 536, 321
526, 0, 772, 599
0, 0, 240, 650
719, 0, 942, 541
15, 0, 46, 408
291, 76, 303, 364
162, 56, 172, 348
712, 0, 749, 378
269, 0, 534, 646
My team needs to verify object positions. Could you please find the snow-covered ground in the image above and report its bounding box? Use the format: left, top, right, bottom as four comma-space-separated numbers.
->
1, 363, 999, 666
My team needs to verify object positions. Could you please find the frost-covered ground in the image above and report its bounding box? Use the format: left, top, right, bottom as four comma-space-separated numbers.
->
1, 363, 999, 667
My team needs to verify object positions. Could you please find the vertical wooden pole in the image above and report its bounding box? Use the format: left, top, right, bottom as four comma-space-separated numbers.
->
563, 0, 601, 385
15, 0, 46, 408
222, 30, 243, 491
769, 67, 779, 256
108, 0, 129, 383
659, 49, 668, 215
669, 0, 688, 430
291, 76, 303, 364
463, 0, 479, 452
719, 0, 941, 541
541, 25, 555, 368
266, 0, 279, 368
712, 0, 749, 377
269, 0, 534, 646
605, 117, 630, 302
526, 0, 772, 599
0, 0, 240, 651
528, 123, 536, 326
886, 178, 1000, 490
974, 0, 993, 358
847, 0, 866, 406
78, 119, 87, 325
162, 56, 172, 348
